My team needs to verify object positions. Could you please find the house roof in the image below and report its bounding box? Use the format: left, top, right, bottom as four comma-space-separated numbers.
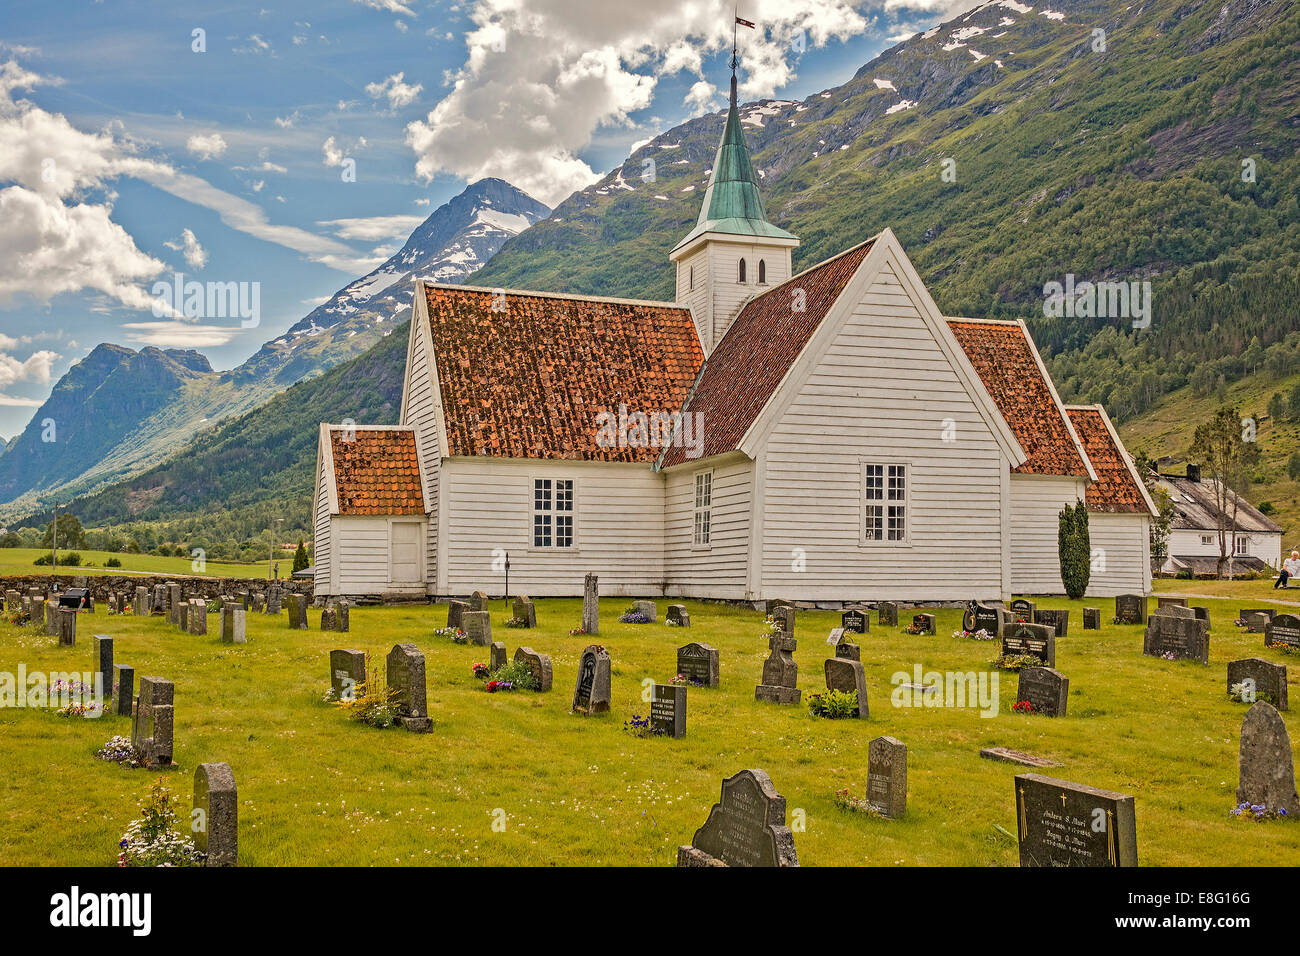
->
423, 284, 704, 462
328, 427, 426, 516
1155, 474, 1284, 533
1166, 554, 1273, 575
946, 319, 1092, 478
659, 239, 876, 468
1065, 405, 1157, 515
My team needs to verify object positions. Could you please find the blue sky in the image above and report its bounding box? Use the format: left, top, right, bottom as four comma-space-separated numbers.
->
0, 0, 971, 437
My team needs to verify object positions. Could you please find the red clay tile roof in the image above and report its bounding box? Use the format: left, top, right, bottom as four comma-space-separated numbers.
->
1065, 407, 1150, 514
947, 320, 1091, 478
425, 286, 704, 462
660, 240, 875, 468
330, 428, 426, 516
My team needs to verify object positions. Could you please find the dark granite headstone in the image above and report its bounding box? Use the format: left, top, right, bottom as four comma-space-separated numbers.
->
57, 607, 76, 647
650, 683, 686, 738
841, 608, 867, 634
867, 736, 907, 818
1240, 608, 1275, 632
131, 676, 174, 766
677, 641, 719, 688
1143, 614, 1209, 663
1016, 666, 1069, 717
514, 646, 553, 692
1265, 613, 1300, 651
330, 649, 366, 700
834, 638, 861, 662
1002, 623, 1055, 667
1014, 773, 1137, 867
823, 657, 868, 717
91, 635, 113, 701
1156, 596, 1187, 609
1034, 609, 1069, 637
1227, 658, 1288, 710
876, 602, 898, 627
1114, 594, 1147, 625
193, 762, 237, 867
676, 769, 798, 867
386, 643, 431, 731
1082, 607, 1101, 630
912, 613, 935, 635
1009, 599, 1036, 621
115, 665, 134, 717
755, 632, 800, 705
666, 603, 691, 627
447, 600, 469, 631
1236, 702, 1298, 815
490, 641, 507, 672
571, 644, 611, 714
963, 603, 1000, 635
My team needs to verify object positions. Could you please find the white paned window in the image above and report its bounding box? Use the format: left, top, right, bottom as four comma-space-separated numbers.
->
533, 478, 575, 548
693, 471, 713, 546
863, 462, 908, 544
1235, 535, 1249, 555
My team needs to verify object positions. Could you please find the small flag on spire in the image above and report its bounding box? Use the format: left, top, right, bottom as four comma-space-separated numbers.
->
735, 15, 755, 28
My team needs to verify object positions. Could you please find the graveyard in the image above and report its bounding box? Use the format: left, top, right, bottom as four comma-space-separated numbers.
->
1, 584, 1297, 867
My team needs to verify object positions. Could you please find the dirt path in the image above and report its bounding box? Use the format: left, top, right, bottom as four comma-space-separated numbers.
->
1157, 591, 1300, 609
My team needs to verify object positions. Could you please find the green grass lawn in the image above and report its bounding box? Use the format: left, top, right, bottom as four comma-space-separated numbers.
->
0, 548, 284, 580
0, 585, 1296, 866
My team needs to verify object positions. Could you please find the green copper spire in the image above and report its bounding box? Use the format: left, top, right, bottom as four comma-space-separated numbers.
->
671, 47, 797, 254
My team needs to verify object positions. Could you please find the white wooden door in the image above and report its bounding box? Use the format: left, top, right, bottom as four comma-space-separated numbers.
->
390, 522, 423, 585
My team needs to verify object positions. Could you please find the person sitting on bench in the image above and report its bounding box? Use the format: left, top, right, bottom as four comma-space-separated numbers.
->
1276, 550, 1300, 589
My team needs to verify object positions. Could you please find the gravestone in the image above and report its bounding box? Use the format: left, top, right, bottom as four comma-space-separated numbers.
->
634, 600, 657, 621
1009, 599, 1036, 622
4, 589, 18, 612
571, 645, 611, 714
490, 641, 508, 672
319, 605, 338, 632
177, 601, 190, 632
462, 610, 492, 646
834, 637, 861, 662
329, 649, 366, 700
1157, 596, 1187, 609
252, 593, 266, 614
582, 574, 599, 635
755, 632, 800, 705
512, 596, 536, 628
514, 647, 553, 692
220, 603, 246, 644
467, 590, 488, 613
1236, 702, 1298, 816
841, 608, 868, 635
1016, 666, 1069, 717
335, 600, 349, 633
963, 603, 1000, 635
1002, 623, 1055, 667
676, 769, 798, 867
1114, 594, 1148, 625
1265, 613, 1300, 651
131, 677, 175, 766
106, 594, 117, 616
287, 593, 309, 630
677, 642, 719, 688
666, 604, 691, 628
876, 602, 898, 627
1153, 604, 1196, 621
1227, 658, 1288, 710
57, 607, 77, 647
650, 683, 686, 738
135, 586, 149, 616
188, 599, 207, 636
30, 597, 44, 629
1191, 606, 1211, 630
1143, 614, 1209, 663
115, 665, 134, 717
1014, 774, 1137, 866
823, 657, 868, 717
166, 584, 183, 625
447, 600, 469, 631
1083, 607, 1101, 630
770, 605, 795, 635
91, 635, 113, 702
45, 600, 61, 637
911, 613, 935, 635
151, 584, 167, 615
764, 599, 791, 615
1240, 608, 1275, 632
238, 590, 252, 611
866, 736, 907, 818
386, 643, 432, 732
193, 762, 238, 867
267, 583, 282, 615
1034, 609, 1069, 637
980, 747, 1062, 768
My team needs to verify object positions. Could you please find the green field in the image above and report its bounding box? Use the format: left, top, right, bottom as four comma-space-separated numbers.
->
1, 584, 1296, 866
0, 548, 284, 580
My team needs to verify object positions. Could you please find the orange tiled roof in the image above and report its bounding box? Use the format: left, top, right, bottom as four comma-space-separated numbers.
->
1066, 406, 1152, 514
660, 240, 875, 468
947, 320, 1091, 478
425, 285, 704, 462
330, 428, 426, 516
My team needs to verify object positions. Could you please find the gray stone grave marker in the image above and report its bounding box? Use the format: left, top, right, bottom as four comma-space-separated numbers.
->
1034, 609, 1069, 637
330, 649, 366, 701
1016, 666, 1069, 717
867, 736, 907, 818
1083, 607, 1101, 630
876, 601, 898, 626
470, 590, 489, 612
193, 762, 238, 867
220, 603, 246, 644
755, 631, 800, 705
514, 647, 553, 692
447, 599, 469, 631
1236, 702, 1297, 816
287, 593, 308, 630
188, 599, 207, 636
571, 644, 611, 714
666, 604, 691, 628
511, 595, 536, 628
1114, 594, 1147, 625
582, 573, 599, 636
1014, 774, 1137, 867
823, 656, 868, 717
676, 769, 798, 867
92, 635, 113, 702
676, 641, 719, 688
57, 607, 77, 647
1143, 614, 1209, 663
1227, 658, 1288, 710
650, 683, 686, 738
386, 643, 431, 732
463, 610, 492, 646
490, 641, 508, 672
131, 676, 175, 766
770, 605, 795, 634
1002, 623, 1055, 667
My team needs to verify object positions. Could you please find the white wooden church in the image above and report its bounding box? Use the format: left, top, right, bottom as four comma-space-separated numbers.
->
313, 67, 1156, 603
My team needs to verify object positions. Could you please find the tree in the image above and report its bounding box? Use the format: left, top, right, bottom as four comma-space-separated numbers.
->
292, 540, 310, 573
1268, 391, 1287, 422
1190, 405, 1260, 578
1290, 383, 1300, 420
1148, 484, 1175, 564
41, 513, 86, 550
1058, 500, 1091, 599
1288, 453, 1300, 482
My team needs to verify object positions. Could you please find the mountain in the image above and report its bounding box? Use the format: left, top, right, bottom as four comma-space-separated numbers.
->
0, 178, 549, 521
19, 0, 1300, 541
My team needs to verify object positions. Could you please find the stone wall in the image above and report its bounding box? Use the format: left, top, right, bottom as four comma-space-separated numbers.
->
1, 574, 312, 603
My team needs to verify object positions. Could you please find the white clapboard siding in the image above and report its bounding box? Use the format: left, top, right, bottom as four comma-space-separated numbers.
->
442, 458, 665, 597
699, 240, 793, 348
313, 449, 334, 596
1009, 474, 1088, 595
675, 246, 713, 351
1086, 513, 1152, 596
332, 516, 427, 596
758, 262, 1009, 600
662, 455, 753, 599
399, 302, 440, 594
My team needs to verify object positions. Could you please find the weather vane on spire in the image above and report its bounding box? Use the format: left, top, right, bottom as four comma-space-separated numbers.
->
731, 9, 755, 108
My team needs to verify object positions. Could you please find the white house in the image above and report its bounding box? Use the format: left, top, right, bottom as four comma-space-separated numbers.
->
312, 66, 1154, 602
1154, 469, 1283, 575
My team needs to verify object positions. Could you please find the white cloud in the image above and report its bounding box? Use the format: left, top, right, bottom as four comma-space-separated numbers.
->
274, 111, 299, 128
322, 136, 344, 167
0, 393, 44, 407
354, 0, 416, 15
317, 214, 426, 241
0, 347, 59, 388
119, 321, 242, 347
684, 80, 717, 116
185, 132, 228, 160
405, 0, 871, 206
164, 227, 208, 269
366, 72, 422, 108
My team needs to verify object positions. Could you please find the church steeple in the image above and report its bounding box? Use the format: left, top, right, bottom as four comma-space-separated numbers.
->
669, 17, 800, 355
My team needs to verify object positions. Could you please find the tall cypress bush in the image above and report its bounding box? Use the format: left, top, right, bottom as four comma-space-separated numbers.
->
1059, 500, 1092, 599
